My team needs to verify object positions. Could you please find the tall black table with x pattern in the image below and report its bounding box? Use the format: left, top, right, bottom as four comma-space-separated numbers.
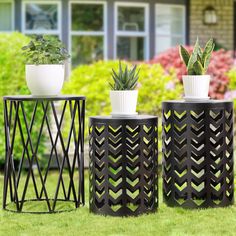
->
3, 95, 85, 213
162, 100, 234, 208
89, 115, 158, 216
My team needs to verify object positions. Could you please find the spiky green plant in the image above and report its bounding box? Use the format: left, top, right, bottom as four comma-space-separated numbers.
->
179, 38, 215, 75
109, 61, 139, 90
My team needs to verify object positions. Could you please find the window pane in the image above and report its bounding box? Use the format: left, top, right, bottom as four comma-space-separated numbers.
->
117, 37, 144, 61
0, 3, 12, 31
72, 4, 103, 31
156, 36, 184, 54
72, 36, 103, 66
156, 6, 185, 35
118, 7, 145, 32
25, 4, 58, 30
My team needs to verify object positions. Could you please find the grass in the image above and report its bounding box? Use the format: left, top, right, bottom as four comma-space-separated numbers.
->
0, 171, 236, 236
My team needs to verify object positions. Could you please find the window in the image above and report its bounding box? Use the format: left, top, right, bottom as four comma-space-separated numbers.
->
155, 4, 186, 54
0, 1, 14, 31
69, 1, 107, 66
22, 1, 61, 36
115, 3, 149, 61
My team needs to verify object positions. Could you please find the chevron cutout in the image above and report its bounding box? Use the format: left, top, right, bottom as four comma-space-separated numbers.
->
162, 104, 234, 209
89, 119, 158, 216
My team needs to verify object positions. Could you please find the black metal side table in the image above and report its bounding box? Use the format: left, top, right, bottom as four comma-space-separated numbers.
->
3, 95, 85, 213
89, 115, 158, 216
162, 100, 234, 208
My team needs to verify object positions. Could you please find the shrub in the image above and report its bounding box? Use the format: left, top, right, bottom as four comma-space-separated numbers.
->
63, 60, 183, 142
0, 32, 45, 165
150, 47, 234, 99
225, 68, 236, 108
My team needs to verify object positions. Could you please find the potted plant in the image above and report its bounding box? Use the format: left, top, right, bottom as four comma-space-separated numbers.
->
110, 61, 139, 116
22, 35, 70, 96
179, 38, 215, 100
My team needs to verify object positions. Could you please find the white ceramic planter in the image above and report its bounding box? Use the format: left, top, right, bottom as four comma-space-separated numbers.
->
183, 75, 211, 99
26, 64, 65, 96
110, 90, 138, 116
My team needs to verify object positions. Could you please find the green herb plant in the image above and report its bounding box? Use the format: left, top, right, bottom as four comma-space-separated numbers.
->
110, 61, 139, 90
179, 38, 215, 75
22, 35, 70, 65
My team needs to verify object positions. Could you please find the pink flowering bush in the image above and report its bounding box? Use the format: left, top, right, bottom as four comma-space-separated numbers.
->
150, 47, 234, 99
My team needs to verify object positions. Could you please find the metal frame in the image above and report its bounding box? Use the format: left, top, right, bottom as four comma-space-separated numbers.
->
21, 0, 62, 38
162, 100, 234, 208
155, 3, 186, 54
3, 95, 85, 213
114, 2, 150, 60
68, 0, 108, 66
89, 115, 158, 216
0, 0, 15, 32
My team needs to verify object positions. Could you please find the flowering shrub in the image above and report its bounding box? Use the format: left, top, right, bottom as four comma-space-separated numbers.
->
150, 47, 234, 99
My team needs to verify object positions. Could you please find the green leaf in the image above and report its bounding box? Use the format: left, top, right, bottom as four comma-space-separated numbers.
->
203, 53, 212, 73
187, 38, 199, 70
179, 45, 190, 67
110, 62, 139, 90
202, 38, 215, 68
193, 60, 205, 75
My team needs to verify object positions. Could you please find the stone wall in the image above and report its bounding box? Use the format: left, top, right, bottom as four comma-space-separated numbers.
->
190, 0, 234, 50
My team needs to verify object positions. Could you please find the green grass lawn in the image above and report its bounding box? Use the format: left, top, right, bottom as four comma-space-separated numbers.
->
0, 171, 236, 236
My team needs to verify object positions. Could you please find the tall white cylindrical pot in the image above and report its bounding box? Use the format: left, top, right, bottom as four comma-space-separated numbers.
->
110, 90, 138, 116
26, 64, 65, 96
183, 75, 211, 99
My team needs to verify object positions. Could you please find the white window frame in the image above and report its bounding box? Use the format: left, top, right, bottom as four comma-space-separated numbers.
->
0, 0, 15, 32
114, 2, 149, 60
22, 0, 62, 37
155, 4, 186, 54
69, 0, 108, 64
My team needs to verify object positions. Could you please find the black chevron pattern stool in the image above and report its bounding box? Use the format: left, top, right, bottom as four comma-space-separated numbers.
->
162, 100, 234, 208
89, 115, 158, 216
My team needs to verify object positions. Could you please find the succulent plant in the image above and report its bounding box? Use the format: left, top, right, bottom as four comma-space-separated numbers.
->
179, 38, 215, 75
110, 61, 139, 90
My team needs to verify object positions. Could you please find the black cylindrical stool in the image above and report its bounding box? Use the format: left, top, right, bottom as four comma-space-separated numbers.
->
162, 100, 234, 208
89, 115, 158, 216
3, 95, 85, 213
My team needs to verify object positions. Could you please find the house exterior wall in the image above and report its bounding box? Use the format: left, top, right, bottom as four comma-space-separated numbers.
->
189, 0, 234, 50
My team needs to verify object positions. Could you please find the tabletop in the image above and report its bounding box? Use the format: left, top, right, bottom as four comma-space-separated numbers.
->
90, 115, 157, 122
162, 99, 233, 109
3, 95, 86, 101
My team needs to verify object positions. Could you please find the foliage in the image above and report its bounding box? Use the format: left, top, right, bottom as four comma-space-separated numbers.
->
179, 38, 215, 75
63, 61, 183, 141
0, 32, 45, 165
150, 47, 234, 99
225, 68, 236, 108
110, 61, 139, 90
22, 35, 70, 65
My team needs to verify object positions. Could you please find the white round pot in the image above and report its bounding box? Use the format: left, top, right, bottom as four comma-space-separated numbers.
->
183, 75, 211, 99
26, 64, 65, 96
110, 90, 138, 116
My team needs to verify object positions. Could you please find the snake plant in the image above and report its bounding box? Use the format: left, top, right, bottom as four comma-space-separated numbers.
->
179, 38, 215, 75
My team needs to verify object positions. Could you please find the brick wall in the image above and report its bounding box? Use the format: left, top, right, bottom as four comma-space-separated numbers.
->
190, 0, 234, 50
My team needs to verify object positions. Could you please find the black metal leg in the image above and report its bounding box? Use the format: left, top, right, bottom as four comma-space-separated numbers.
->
2, 96, 85, 213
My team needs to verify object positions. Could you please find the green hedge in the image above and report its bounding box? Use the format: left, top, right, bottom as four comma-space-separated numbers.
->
0, 32, 45, 165
63, 60, 183, 140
